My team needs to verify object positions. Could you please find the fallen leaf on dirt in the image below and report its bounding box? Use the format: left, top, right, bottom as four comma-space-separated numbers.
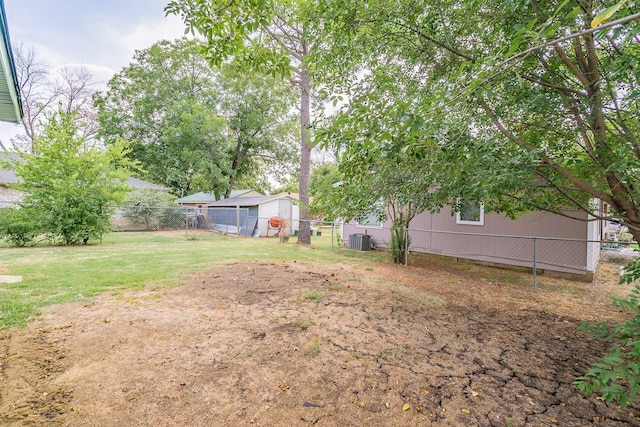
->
461, 408, 471, 414
403, 403, 410, 411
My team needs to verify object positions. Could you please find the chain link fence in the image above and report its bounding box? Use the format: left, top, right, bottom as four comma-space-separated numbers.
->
6, 203, 627, 289
338, 224, 618, 289
407, 228, 601, 289
109, 206, 328, 240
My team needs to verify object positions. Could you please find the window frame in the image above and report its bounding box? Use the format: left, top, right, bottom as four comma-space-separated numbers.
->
455, 201, 485, 226
356, 210, 384, 229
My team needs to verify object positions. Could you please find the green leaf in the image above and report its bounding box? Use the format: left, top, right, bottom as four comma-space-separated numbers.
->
591, 1, 626, 27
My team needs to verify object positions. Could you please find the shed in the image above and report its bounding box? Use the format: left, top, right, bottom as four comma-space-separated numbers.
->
204, 194, 299, 237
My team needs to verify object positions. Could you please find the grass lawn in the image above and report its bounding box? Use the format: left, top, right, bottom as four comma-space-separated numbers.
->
0, 231, 377, 330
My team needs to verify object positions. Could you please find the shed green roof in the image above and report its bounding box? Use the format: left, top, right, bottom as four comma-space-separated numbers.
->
175, 191, 217, 204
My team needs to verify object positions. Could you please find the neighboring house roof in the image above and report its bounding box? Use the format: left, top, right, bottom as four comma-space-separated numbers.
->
206, 194, 293, 208
127, 177, 168, 191
231, 189, 263, 198
0, 151, 167, 190
0, 1, 22, 123
0, 167, 16, 183
0, 151, 18, 183
275, 191, 299, 200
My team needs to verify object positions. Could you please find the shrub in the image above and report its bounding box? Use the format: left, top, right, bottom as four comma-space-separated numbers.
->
0, 208, 42, 246
122, 189, 179, 230
575, 258, 640, 407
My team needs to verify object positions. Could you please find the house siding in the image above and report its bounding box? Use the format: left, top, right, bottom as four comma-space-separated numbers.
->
343, 207, 599, 278
0, 185, 21, 207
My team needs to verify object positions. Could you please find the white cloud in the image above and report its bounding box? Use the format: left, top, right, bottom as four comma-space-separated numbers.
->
92, 14, 187, 70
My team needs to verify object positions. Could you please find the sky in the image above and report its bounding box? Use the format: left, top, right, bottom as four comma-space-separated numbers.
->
5, 0, 186, 84
1, 0, 188, 142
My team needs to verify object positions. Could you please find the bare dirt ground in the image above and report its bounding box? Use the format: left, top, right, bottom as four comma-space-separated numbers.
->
1, 256, 639, 426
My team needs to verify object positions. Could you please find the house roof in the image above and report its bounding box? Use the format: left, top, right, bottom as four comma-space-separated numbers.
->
206, 194, 293, 208
231, 189, 262, 198
0, 151, 167, 190
0, 151, 18, 183
127, 177, 168, 191
0, 1, 22, 123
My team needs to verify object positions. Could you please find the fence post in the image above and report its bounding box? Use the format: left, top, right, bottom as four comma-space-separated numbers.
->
185, 208, 189, 240
404, 228, 409, 266
236, 205, 241, 237
331, 221, 334, 253
532, 237, 537, 291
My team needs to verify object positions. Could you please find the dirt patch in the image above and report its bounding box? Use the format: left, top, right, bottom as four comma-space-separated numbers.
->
0, 259, 638, 426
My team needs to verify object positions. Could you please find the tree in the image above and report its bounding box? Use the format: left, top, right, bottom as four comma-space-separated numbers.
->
220, 67, 299, 197
309, 0, 640, 406
311, 0, 640, 242
166, 0, 316, 244
313, 78, 444, 262
13, 45, 99, 153
96, 39, 228, 198
1, 111, 135, 245
308, 163, 340, 220
96, 38, 297, 198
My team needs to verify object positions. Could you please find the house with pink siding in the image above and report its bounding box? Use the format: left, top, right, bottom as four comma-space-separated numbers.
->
342, 205, 602, 280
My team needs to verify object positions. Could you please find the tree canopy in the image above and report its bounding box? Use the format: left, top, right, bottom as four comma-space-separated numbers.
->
96, 38, 297, 198
310, 0, 640, 242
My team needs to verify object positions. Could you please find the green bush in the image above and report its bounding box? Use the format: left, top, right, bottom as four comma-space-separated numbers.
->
159, 207, 185, 229
575, 258, 640, 407
123, 189, 180, 230
0, 208, 42, 246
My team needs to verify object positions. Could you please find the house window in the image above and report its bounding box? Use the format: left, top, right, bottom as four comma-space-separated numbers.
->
456, 202, 484, 226
356, 211, 383, 228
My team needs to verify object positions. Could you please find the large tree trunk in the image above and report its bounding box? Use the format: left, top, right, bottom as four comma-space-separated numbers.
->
226, 137, 244, 198
297, 66, 312, 245
629, 228, 640, 248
